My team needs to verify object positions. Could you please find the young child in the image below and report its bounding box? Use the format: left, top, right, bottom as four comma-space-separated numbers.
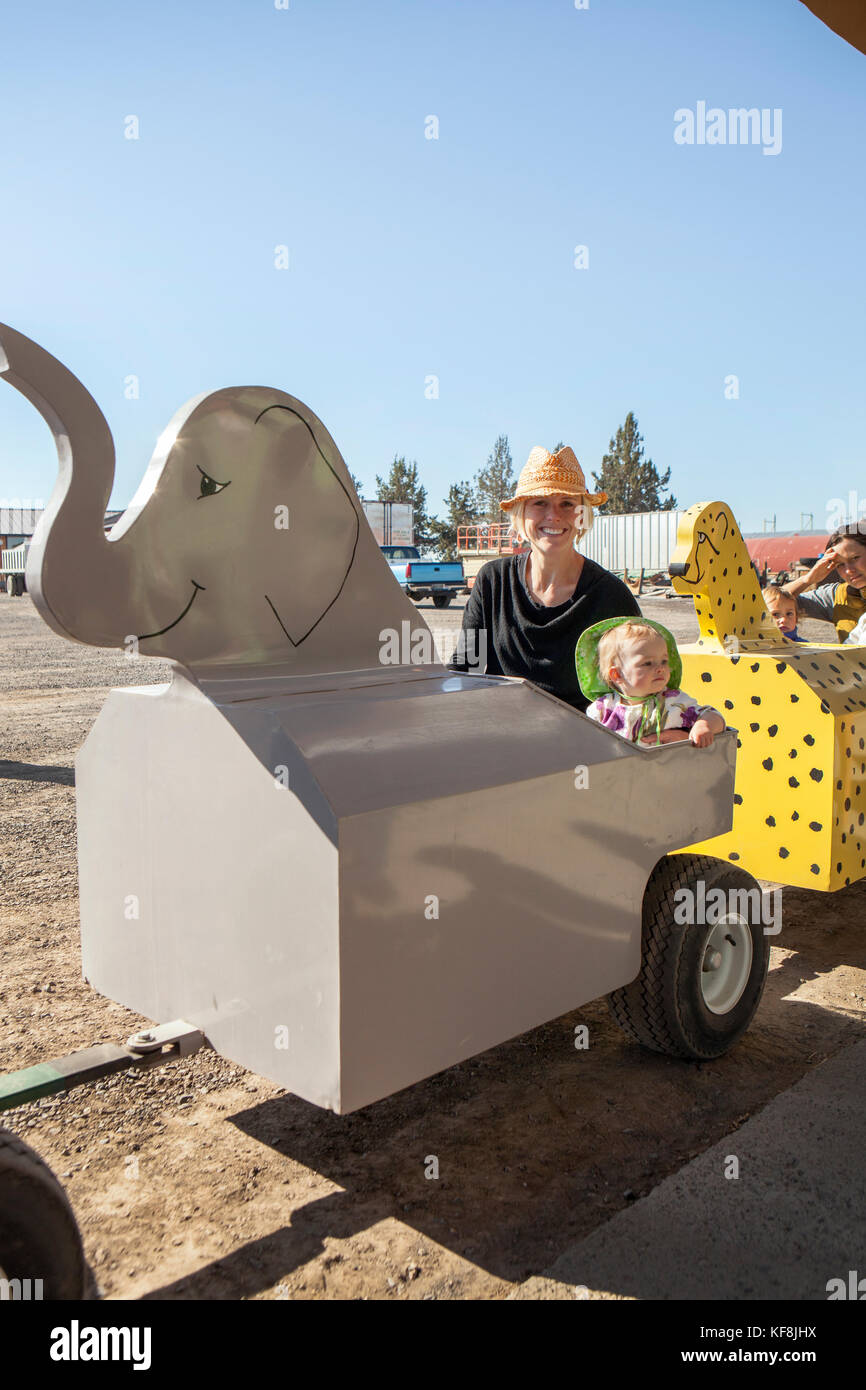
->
575, 617, 725, 747
763, 584, 807, 642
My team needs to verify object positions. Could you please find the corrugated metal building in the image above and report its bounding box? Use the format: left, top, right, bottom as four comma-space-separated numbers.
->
0, 504, 43, 544
578, 509, 684, 573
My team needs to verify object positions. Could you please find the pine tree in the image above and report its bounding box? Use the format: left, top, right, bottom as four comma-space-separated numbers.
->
591, 412, 676, 513
426, 481, 480, 560
375, 455, 433, 546
349, 472, 365, 498
473, 435, 515, 524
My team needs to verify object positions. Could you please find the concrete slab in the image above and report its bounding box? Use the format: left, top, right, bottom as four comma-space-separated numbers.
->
512, 1039, 866, 1300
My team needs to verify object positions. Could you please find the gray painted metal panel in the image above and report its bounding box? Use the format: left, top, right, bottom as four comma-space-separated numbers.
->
77, 679, 343, 1112
77, 667, 736, 1113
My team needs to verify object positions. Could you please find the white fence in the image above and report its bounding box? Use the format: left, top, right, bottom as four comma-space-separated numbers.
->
1, 543, 28, 574
579, 510, 684, 573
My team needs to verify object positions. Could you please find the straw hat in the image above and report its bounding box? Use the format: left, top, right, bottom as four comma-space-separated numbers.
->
499, 445, 607, 511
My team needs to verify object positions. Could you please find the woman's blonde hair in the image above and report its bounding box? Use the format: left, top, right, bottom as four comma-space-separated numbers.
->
507, 496, 596, 551
597, 622, 667, 686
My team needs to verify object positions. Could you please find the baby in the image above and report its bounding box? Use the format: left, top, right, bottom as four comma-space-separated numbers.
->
576, 617, 726, 747
763, 584, 807, 642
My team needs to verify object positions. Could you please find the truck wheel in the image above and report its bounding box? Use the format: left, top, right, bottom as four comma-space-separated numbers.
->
0, 1129, 87, 1299
607, 854, 771, 1060
432, 593, 452, 608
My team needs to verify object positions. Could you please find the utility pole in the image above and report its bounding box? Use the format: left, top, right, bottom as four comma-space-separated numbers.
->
800, 512, 814, 531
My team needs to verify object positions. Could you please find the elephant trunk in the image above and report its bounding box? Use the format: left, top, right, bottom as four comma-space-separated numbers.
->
0, 324, 133, 647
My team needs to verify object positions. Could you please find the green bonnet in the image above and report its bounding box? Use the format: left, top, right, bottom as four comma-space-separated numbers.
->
575, 616, 682, 701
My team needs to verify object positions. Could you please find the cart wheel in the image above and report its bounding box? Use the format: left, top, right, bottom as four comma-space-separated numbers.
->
607, 853, 771, 1060
432, 593, 452, 608
0, 1128, 87, 1299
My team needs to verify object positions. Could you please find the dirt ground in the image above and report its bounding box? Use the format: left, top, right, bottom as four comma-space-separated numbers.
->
1, 595, 864, 1301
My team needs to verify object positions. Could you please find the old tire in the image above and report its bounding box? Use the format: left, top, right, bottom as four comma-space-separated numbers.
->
607, 853, 771, 1060
432, 593, 452, 608
0, 1128, 87, 1299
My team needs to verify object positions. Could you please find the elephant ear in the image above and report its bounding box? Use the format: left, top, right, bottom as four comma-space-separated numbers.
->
249, 404, 360, 645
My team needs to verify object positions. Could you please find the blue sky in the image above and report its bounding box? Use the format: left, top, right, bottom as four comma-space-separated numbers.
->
0, 0, 863, 533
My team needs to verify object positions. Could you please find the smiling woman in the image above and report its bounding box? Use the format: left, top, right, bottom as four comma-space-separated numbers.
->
449, 445, 641, 711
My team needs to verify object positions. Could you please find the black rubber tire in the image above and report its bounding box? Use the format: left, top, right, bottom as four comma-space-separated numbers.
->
0, 1128, 87, 1299
607, 853, 771, 1060
432, 593, 452, 608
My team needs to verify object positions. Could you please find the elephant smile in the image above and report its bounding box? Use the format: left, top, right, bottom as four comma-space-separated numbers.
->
138, 581, 206, 641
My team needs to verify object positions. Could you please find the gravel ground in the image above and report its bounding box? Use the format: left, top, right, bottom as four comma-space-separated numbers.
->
1, 593, 863, 1302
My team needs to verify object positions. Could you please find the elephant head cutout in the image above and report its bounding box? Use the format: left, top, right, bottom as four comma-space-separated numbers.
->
0, 324, 430, 677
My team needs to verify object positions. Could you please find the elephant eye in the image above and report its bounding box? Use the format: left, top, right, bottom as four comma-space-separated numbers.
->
197, 465, 230, 499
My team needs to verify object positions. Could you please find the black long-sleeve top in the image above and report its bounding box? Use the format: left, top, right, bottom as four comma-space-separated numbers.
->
448, 552, 641, 712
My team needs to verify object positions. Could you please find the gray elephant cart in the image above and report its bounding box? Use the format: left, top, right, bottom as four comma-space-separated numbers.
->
0, 323, 771, 1297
